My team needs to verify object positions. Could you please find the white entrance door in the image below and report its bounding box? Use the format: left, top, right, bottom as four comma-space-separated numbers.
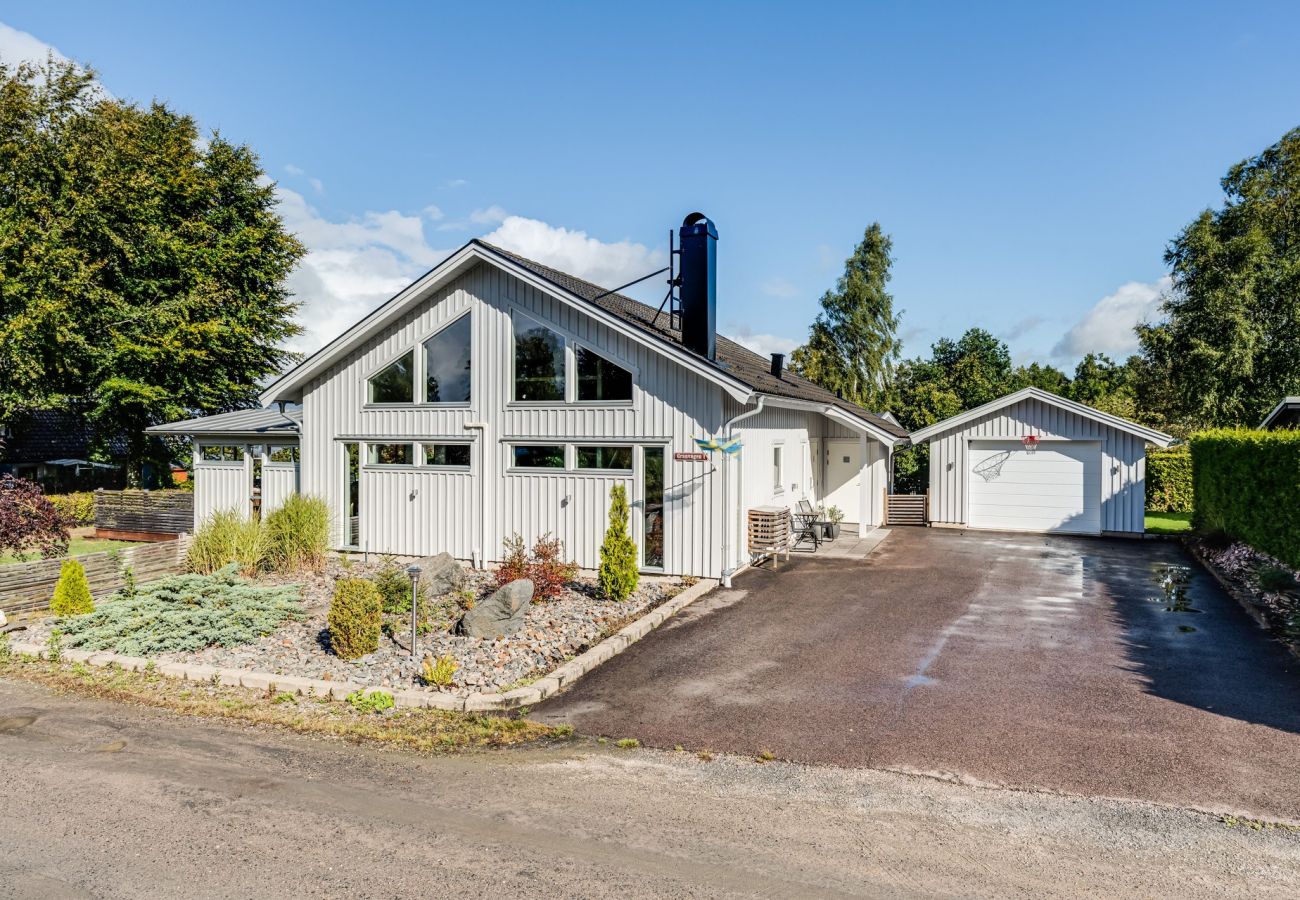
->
967, 440, 1102, 535
823, 440, 861, 525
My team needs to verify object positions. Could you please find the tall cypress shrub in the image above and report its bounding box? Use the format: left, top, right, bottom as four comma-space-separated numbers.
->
51, 559, 95, 616
598, 485, 639, 602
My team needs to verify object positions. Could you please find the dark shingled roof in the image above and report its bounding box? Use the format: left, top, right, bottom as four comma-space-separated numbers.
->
0, 407, 128, 464
475, 240, 907, 440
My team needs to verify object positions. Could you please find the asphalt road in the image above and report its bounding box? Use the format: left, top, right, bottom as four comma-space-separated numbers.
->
2, 678, 1299, 898
537, 529, 1300, 822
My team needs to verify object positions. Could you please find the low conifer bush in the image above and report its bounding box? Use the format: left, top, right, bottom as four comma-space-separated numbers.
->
55, 567, 302, 656
328, 578, 382, 659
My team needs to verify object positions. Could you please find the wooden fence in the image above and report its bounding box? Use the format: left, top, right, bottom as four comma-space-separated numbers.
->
94, 489, 193, 538
0, 535, 192, 616
885, 491, 929, 526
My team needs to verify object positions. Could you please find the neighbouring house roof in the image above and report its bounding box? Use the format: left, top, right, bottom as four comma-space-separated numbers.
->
253, 239, 906, 444
1259, 396, 1300, 430
146, 405, 302, 440
908, 387, 1175, 447
0, 406, 127, 466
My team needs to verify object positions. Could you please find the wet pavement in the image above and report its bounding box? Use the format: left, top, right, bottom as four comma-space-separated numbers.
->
536, 528, 1300, 821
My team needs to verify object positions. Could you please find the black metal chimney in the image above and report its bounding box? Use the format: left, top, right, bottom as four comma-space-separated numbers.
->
678, 212, 717, 359
770, 353, 784, 378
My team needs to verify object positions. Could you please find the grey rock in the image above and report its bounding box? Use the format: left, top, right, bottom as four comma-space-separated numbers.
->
413, 552, 465, 597
459, 579, 533, 639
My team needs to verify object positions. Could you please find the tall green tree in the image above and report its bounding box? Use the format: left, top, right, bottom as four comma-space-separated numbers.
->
1066, 353, 1141, 419
1013, 361, 1071, 395
790, 224, 902, 411
1137, 126, 1300, 429
0, 58, 304, 477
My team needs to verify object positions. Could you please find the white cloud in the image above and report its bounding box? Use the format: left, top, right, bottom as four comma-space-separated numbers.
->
469, 205, 508, 225
0, 21, 68, 66
276, 187, 455, 354
728, 325, 800, 359
481, 215, 666, 291
1053, 276, 1172, 359
283, 164, 323, 194
422, 204, 444, 220
760, 277, 799, 299
442, 178, 469, 189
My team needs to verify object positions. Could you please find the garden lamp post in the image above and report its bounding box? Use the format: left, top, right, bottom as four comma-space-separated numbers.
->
406, 564, 421, 659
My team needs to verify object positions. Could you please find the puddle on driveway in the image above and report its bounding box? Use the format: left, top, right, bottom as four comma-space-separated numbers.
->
0, 714, 38, 734
1150, 564, 1200, 614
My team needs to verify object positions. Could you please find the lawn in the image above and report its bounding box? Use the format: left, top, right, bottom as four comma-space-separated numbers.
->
1145, 511, 1193, 535
0, 536, 138, 566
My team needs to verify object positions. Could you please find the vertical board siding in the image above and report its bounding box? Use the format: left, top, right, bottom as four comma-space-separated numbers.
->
194, 464, 248, 526
300, 263, 725, 575
925, 398, 1149, 533
261, 465, 299, 517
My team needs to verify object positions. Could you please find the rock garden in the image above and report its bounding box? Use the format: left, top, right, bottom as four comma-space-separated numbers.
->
13, 487, 694, 701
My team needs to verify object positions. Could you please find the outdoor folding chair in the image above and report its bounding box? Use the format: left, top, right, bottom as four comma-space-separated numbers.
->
791, 499, 823, 551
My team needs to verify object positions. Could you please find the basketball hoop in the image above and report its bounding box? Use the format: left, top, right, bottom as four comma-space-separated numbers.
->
1021, 435, 1040, 453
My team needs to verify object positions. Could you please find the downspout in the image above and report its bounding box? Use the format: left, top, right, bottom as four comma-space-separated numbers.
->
464, 422, 488, 568
720, 395, 765, 588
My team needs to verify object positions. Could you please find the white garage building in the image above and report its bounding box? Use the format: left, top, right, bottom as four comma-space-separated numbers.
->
909, 388, 1173, 536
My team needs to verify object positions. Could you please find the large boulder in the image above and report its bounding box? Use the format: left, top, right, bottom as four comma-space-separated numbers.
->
458, 579, 533, 639
412, 552, 465, 597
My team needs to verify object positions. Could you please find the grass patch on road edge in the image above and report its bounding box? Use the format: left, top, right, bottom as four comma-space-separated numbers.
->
0, 650, 559, 754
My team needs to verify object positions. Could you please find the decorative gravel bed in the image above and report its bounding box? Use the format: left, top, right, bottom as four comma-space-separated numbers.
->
20, 557, 688, 698
1191, 538, 1300, 648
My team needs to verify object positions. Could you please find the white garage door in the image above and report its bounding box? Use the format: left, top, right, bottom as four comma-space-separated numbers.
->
967, 440, 1101, 535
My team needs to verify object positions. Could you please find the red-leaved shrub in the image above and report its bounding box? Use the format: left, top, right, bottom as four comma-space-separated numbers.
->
494, 532, 578, 602
0, 475, 70, 560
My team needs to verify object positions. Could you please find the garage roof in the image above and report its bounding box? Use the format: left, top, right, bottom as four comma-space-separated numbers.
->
908, 387, 1174, 447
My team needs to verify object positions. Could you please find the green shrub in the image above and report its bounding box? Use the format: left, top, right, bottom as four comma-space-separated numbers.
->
421, 653, 458, 687
187, 509, 267, 576
346, 689, 394, 713
54, 567, 302, 656
1146, 446, 1193, 513
1191, 429, 1300, 568
46, 628, 63, 662
598, 484, 639, 602
264, 494, 330, 572
1258, 565, 1299, 594
371, 557, 427, 615
328, 578, 382, 659
51, 559, 94, 616
47, 491, 95, 527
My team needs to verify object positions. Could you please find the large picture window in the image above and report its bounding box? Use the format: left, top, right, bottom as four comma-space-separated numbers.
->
576, 347, 632, 402
368, 350, 414, 404
514, 319, 565, 401
423, 315, 472, 403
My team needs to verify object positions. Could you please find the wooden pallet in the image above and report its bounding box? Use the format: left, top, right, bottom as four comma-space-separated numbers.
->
885, 491, 929, 526
748, 506, 791, 568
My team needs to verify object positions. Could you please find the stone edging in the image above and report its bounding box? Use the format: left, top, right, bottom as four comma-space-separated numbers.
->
5, 577, 719, 713
1184, 539, 1300, 663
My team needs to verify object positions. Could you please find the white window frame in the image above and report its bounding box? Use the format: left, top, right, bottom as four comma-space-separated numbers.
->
573, 443, 635, 473
508, 308, 637, 408
773, 443, 784, 494
364, 348, 417, 406
420, 441, 473, 470
365, 442, 417, 468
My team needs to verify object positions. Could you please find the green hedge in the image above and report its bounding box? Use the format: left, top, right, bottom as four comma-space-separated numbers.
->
47, 491, 95, 527
1145, 447, 1193, 513
1190, 429, 1300, 567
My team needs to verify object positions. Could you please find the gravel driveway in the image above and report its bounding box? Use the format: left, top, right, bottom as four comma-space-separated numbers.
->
537, 528, 1300, 822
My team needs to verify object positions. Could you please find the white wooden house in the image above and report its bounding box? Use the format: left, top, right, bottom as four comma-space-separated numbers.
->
149, 214, 908, 580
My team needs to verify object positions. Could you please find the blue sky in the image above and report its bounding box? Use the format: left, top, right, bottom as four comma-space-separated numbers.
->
4, 3, 1298, 367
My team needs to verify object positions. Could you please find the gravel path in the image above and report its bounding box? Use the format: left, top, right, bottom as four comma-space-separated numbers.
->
2, 676, 1298, 898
